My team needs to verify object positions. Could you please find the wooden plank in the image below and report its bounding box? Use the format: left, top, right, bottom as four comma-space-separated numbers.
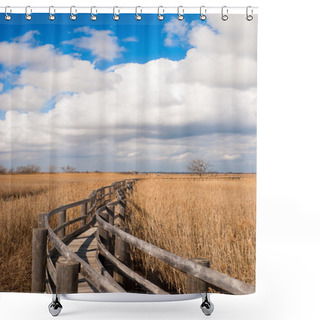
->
95, 252, 125, 292
57, 210, 66, 238
45, 214, 125, 293
56, 259, 80, 294
31, 228, 47, 293
65, 226, 125, 293
47, 257, 57, 284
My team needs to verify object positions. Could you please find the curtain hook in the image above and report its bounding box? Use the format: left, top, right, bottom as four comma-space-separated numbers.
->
49, 6, 55, 21
5, 6, 12, 21
246, 6, 254, 21
221, 6, 228, 21
200, 6, 207, 20
177, 6, 184, 21
158, 6, 164, 21
135, 6, 142, 21
113, 6, 120, 21
70, 6, 77, 20
90, 6, 97, 21
25, 6, 32, 20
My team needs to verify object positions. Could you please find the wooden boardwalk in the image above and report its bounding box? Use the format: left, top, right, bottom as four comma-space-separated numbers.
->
32, 179, 255, 296
64, 226, 99, 293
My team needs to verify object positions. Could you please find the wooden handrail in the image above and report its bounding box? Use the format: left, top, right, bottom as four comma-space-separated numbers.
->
96, 206, 255, 295
43, 179, 136, 293
53, 216, 87, 234
39, 178, 254, 296
45, 213, 125, 293
96, 232, 168, 295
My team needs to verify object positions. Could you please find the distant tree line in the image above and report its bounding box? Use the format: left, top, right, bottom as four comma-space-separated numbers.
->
0, 164, 77, 174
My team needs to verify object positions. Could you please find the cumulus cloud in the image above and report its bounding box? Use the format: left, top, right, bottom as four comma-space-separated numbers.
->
163, 18, 189, 46
13, 30, 40, 43
63, 27, 125, 61
0, 16, 257, 172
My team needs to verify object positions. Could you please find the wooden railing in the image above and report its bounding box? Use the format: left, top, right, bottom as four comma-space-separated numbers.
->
31, 179, 255, 295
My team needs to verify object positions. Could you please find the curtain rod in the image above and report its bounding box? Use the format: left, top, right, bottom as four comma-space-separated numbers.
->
0, 6, 258, 15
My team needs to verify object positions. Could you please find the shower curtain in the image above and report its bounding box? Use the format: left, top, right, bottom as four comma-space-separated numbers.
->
0, 9, 257, 295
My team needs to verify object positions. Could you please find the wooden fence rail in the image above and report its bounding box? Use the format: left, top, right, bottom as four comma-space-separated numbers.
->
31, 178, 255, 296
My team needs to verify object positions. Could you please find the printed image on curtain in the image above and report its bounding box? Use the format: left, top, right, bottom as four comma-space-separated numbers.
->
0, 13, 257, 295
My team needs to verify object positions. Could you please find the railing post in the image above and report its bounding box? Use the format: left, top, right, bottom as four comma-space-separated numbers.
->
113, 226, 129, 286
57, 210, 66, 238
107, 205, 115, 254
98, 211, 109, 250
115, 197, 126, 228
38, 212, 47, 228
100, 188, 105, 202
80, 201, 87, 227
56, 259, 80, 294
186, 258, 210, 293
31, 228, 48, 293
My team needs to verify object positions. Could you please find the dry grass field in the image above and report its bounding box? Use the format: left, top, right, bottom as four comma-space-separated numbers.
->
0, 172, 133, 292
126, 174, 256, 293
0, 173, 256, 293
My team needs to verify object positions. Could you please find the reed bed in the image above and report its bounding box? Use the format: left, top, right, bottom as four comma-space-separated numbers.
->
0, 173, 256, 294
126, 175, 256, 293
0, 172, 132, 292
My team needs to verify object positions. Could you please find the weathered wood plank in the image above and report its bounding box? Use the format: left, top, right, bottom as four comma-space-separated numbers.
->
45, 215, 124, 293
47, 257, 57, 284
57, 210, 66, 238
56, 259, 80, 294
31, 228, 47, 293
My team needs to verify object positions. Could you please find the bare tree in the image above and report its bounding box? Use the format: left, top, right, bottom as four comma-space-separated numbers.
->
0, 165, 7, 174
61, 165, 76, 173
187, 159, 211, 176
16, 164, 41, 174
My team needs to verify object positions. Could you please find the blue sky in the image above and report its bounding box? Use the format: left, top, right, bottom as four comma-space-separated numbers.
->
0, 14, 257, 173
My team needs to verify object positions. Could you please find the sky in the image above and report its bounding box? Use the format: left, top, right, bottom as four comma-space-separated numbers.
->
0, 14, 257, 173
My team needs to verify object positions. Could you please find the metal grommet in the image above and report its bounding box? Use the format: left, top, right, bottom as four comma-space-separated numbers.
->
90, 6, 97, 21
70, 6, 77, 20
5, 6, 12, 21
158, 6, 164, 21
221, 6, 228, 21
135, 6, 142, 21
246, 6, 253, 21
25, 6, 32, 20
177, 6, 184, 21
49, 6, 55, 21
200, 6, 206, 20
113, 6, 120, 21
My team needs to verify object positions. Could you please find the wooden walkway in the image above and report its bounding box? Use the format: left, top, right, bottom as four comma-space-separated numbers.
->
32, 179, 255, 296
53, 225, 100, 293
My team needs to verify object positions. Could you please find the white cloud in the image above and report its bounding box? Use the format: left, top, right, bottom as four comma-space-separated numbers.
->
0, 85, 49, 111
64, 27, 125, 61
0, 41, 74, 71
13, 30, 40, 43
163, 18, 189, 46
222, 154, 241, 160
122, 36, 138, 43
0, 83, 3, 92
0, 17, 257, 172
